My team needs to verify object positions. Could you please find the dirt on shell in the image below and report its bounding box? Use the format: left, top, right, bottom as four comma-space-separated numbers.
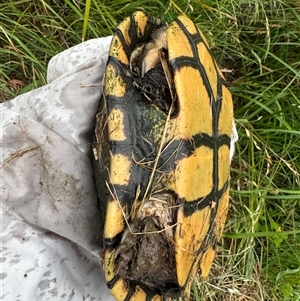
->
116, 217, 178, 292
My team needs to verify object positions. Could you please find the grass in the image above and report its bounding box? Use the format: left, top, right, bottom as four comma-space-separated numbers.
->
1, 0, 300, 300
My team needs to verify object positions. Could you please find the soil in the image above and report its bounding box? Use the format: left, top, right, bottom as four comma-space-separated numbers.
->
116, 217, 178, 292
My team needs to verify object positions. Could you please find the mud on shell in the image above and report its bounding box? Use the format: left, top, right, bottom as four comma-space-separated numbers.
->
93, 11, 234, 301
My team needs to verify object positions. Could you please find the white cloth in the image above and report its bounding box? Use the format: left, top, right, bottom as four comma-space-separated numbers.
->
1, 36, 116, 301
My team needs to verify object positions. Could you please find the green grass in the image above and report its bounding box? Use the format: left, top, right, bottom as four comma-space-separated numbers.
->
1, 0, 300, 300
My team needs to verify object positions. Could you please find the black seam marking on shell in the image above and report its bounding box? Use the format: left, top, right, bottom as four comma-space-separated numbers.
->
173, 18, 231, 225
189, 184, 230, 287
179, 181, 229, 289
114, 28, 132, 60
211, 97, 220, 202
182, 17, 224, 104
202, 73, 227, 252
130, 13, 139, 46
106, 95, 158, 160
124, 281, 136, 301
169, 56, 201, 74
194, 25, 227, 91
106, 56, 131, 85
193, 196, 227, 273
107, 274, 121, 289
129, 13, 151, 53
106, 134, 230, 217
107, 181, 136, 203
139, 282, 160, 301
124, 282, 159, 301
104, 232, 123, 249
156, 133, 231, 173
103, 12, 233, 299
208, 76, 226, 238
181, 179, 229, 216
220, 76, 230, 87
168, 19, 229, 220
207, 188, 227, 241
105, 65, 168, 161
146, 293, 156, 301
115, 13, 143, 56
172, 18, 216, 102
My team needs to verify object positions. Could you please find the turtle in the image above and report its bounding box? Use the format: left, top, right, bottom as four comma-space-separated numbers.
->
93, 11, 235, 301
